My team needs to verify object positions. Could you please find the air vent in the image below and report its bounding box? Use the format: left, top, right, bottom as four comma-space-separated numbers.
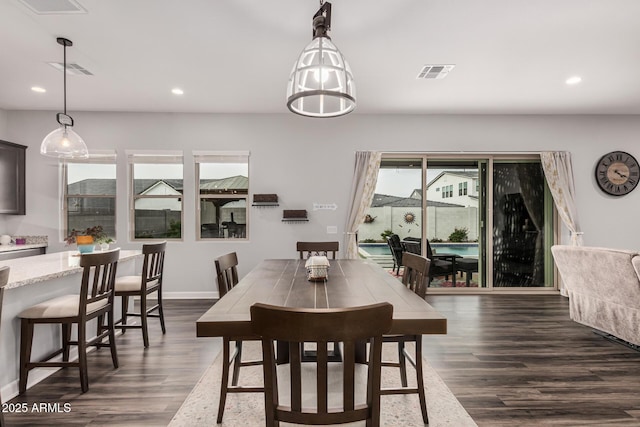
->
47, 62, 93, 76
18, 0, 86, 14
417, 64, 455, 80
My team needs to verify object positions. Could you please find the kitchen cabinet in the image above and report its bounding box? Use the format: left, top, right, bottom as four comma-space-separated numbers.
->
0, 140, 26, 215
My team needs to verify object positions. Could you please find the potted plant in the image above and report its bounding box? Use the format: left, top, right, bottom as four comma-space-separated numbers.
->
95, 236, 115, 251
65, 226, 110, 253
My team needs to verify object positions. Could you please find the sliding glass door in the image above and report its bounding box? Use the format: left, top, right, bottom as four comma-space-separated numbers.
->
358, 153, 556, 291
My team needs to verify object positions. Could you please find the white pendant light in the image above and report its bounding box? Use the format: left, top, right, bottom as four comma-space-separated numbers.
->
286, 1, 356, 118
40, 37, 88, 158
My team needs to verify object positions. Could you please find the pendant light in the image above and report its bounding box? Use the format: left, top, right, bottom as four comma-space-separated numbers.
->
286, 1, 356, 118
40, 37, 88, 158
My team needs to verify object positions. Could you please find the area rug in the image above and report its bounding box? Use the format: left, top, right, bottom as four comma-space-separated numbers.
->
169, 340, 476, 427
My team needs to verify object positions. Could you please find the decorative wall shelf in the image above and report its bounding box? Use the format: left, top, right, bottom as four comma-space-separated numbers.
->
282, 209, 308, 223
252, 193, 279, 207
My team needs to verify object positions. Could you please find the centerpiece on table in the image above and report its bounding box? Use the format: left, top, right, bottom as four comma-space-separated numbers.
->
65, 226, 114, 253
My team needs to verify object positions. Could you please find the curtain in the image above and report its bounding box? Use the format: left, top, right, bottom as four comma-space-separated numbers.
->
344, 152, 381, 259
540, 151, 583, 246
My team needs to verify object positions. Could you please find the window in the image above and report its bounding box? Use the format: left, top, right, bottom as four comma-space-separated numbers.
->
128, 151, 183, 240
442, 184, 453, 198
195, 151, 249, 239
459, 181, 468, 196
62, 152, 116, 241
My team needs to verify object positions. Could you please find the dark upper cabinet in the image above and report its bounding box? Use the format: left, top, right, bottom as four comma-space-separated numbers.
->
0, 140, 27, 215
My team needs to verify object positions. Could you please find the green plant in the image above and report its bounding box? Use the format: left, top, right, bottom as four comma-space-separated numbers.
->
95, 236, 115, 244
65, 225, 107, 245
166, 220, 182, 238
431, 237, 443, 243
448, 227, 469, 242
360, 238, 376, 243
380, 229, 393, 240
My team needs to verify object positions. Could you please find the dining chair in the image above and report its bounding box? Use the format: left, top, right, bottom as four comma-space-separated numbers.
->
214, 252, 263, 423
381, 251, 430, 424
113, 241, 166, 348
251, 302, 393, 427
0, 266, 9, 427
296, 241, 339, 259
18, 249, 120, 394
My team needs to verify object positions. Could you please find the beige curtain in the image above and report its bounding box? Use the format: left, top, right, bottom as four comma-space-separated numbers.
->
344, 152, 381, 259
540, 151, 583, 246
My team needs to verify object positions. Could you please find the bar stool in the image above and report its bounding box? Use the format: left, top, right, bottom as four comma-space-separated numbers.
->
18, 250, 120, 394
114, 241, 166, 348
215, 252, 263, 423
0, 266, 9, 427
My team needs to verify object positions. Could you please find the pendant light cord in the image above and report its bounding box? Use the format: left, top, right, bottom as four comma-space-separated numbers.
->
63, 42, 67, 116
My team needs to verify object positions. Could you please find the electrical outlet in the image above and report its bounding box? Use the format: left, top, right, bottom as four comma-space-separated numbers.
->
327, 226, 337, 234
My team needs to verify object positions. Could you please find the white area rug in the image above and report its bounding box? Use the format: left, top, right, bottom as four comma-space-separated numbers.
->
170, 341, 476, 427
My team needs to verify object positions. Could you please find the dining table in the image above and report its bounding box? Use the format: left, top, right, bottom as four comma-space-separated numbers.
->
196, 259, 447, 355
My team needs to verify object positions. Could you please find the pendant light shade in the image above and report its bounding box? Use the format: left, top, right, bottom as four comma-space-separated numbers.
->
286, 2, 356, 118
40, 37, 88, 158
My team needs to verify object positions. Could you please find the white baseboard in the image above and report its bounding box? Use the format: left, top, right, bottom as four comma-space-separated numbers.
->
163, 292, 218, 299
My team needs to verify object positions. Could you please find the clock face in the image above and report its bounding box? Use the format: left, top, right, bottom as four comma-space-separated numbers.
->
595, 151, 639, 196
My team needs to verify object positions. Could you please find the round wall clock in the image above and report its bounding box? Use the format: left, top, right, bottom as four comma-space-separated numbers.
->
595, 151, 639, 196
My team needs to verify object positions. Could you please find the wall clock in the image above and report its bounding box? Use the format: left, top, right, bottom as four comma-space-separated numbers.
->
595, 151, 639, 196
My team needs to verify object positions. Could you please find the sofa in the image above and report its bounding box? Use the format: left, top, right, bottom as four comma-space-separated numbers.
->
551, 245, 640, 346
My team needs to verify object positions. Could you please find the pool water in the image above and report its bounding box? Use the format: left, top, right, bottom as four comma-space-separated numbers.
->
359, 243, 478, 257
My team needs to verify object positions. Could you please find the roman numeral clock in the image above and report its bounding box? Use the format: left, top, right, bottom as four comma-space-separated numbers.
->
595, 151, 639, 196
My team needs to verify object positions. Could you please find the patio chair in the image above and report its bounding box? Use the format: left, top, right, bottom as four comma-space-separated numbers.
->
386, 234, 405, 275
425, 239, 455, 284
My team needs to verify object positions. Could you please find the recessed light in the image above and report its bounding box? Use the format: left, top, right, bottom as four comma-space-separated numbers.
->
171, 88, 184, 95
31, 86, 46, 93
566, 76, 582, 85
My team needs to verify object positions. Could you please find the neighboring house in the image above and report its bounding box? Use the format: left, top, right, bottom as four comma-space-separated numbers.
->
421, 171, 479, 208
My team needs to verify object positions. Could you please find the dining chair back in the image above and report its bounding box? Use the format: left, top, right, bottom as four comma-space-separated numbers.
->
214, 252, 263, 423
0, 266, 9, 427
296, 241, 339, 259
381, 251, 430, 424
19, 249, 120, 393
251, 302, 393, 427
401, 252, 431, 299
114, 241, 166, 348
215, 251, 239, 298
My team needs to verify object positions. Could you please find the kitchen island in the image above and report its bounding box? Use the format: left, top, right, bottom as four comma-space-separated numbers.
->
0, 249, 142, 400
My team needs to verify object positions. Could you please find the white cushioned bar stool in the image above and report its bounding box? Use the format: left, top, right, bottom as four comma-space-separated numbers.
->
18, 249, 120, 394
114, 241, 166, 348
0, 266, 9, 427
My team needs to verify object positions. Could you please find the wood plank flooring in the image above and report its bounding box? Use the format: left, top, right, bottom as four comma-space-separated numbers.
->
5, 295, 640, 426
423, 295, 640, 427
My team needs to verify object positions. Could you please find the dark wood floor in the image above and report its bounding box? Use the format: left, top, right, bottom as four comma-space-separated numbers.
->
5, 296, 640, 426
423, 295, 640, 427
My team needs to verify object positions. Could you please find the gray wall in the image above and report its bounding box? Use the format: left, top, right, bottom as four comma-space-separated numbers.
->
3, 111, 640, 296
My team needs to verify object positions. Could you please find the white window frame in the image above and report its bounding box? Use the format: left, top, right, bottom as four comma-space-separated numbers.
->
61, 151, 117, 243
194, 151, 250, 240
127, 150, 184, 241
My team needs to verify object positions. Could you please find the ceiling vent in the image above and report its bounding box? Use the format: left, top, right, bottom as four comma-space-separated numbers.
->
417, 64, 455, 80
18, 0, 86, 14
47, 62, 93, 76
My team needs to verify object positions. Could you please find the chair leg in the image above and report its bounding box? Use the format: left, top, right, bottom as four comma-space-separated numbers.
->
108, 309, 119, 369
95, 314, 104, 347
217, 338, 231, 423
77, 321, 89, 393
398, 339, 408, 387
157, 290, 166, 334
140, 294, 149, 348
414, 336, 428, 425
121, 295, 129, 334
231, 340, 243, 386
62, 323, 71, 362
19, 319, 34, 394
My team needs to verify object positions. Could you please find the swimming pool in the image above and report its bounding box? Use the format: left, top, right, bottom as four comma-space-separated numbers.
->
359, 242, 479, 258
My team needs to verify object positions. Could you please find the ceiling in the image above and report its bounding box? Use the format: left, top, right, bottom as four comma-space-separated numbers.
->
1, 0, 640, 115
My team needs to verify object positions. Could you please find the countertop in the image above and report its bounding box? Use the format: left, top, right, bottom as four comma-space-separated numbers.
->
0, 249, 142, 290
0, 243, 47, 253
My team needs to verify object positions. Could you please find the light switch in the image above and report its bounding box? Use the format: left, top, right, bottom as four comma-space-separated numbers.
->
327, 226, 338, 234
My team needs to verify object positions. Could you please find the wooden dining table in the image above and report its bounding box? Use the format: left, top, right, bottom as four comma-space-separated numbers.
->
196, 259, 447, 341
